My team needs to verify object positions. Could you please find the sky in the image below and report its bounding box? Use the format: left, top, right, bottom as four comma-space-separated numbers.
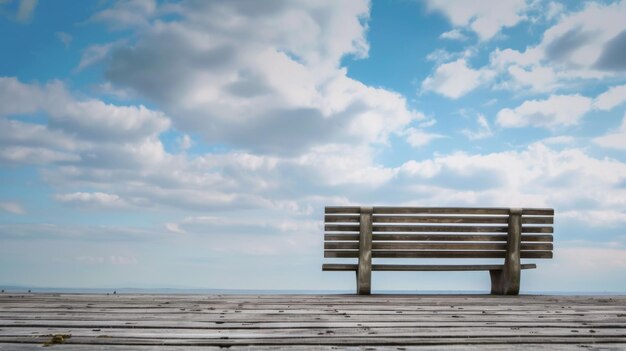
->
0, 0, 626, 293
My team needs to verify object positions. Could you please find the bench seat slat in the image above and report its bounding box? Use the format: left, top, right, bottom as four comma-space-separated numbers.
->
324, 250, 553, 259
325, 242, 553, 251
322, 263, 538, 271
324, 234, 553, 242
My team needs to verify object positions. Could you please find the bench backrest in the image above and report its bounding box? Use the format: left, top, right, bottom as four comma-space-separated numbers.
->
324, 207, 554, 260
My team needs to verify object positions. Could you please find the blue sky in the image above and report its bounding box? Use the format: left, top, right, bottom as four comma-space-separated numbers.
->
1, 0, 626, 292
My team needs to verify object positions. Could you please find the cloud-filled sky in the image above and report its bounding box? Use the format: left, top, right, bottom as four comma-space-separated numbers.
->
1, 0, 626, 292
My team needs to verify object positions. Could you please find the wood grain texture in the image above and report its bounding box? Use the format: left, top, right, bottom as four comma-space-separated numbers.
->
323, 206, 554, 296
323, 264, 538, 271
0, 293, 623, 350
325, 207, 554, 216
326, 215, 553, 225
357, 207, 373, 295
324, 250, 553, 259
325, 234, 553, 242
325, 225, 553, 234
324, 242, 553, 251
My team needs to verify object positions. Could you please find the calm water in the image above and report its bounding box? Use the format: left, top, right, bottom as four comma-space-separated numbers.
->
0, 286, 623, 295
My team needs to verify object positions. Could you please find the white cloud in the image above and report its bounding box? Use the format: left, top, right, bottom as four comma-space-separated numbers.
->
462, 114, 493, 140
593, 112, 626, 150
0, 146, 79, 165
496, 94, 592, 128
171, 215, 321, 255
540, 1, 626, 72
404, 128, 445, 147
0, 118, 79, 151
422, 59, 494, 98
541, 135, 575, 145
165, 223, 186, 234
487, 0, 626, 93
93, 82, 135, 100
439, 28, 467, 41
89, 0, 157, 29
553, 247, 626, 273
426, 0, 530, 41
0, 77, 170, 144
506, 65, 558, 92
55, 31, 72, 48
396, 142, 626, 227
545, 1, 564, 21
16, 0, 37, 22
561, 211, 626, 226
76, 41, 121, 72
0, 201, 24, 215
177, 134, 192, 151
101, 1, 422, 154
76, 255, 138, 265
594, 84, 626, 111
425, 48, 475, 65
55, 192, 127, 208
293, 145, 396, 186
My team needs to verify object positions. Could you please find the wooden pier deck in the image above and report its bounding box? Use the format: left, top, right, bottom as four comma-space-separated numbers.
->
1, 293, 625, 350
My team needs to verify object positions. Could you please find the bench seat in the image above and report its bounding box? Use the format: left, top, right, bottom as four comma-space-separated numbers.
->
323, 263, 537, 271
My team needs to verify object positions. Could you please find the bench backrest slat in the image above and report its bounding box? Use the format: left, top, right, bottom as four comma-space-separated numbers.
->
326, 215, 553, 224
325, 207, 554, 215
325, 251, 553, 259
325, 242, 553, 251
326, 224, 553, 233
325, 233, 553, 242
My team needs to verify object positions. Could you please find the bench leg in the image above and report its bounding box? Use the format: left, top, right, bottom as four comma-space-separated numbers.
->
356, 270, 371, 295
490, 208, 522, 295
489, 270, 503, 294
489, 269, 520, 295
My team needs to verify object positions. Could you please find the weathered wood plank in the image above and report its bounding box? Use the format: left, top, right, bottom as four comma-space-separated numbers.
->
373, 207, 512, 215
368, 216, 552, 225
323, 264, 538, 271
324, 234, 553, 242
0, 343, 623, 351
325, 225, 553, 234
324, 215, 360, 223
372, 216, 511, 224
1, 335, 625, 346
325, 207, 361, 214
325, 251, 553, 259
4, 318, 624, 330
522, 216, 554, 224
326, 207, 554, 216
3, 326, 626, 339
328, 224, 510, 233
324, 242, 553, 251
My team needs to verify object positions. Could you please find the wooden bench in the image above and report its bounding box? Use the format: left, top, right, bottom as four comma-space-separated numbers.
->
323, 206, 554, 295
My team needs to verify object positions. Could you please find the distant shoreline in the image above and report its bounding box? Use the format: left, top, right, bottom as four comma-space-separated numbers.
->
1, 286, 624, 295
